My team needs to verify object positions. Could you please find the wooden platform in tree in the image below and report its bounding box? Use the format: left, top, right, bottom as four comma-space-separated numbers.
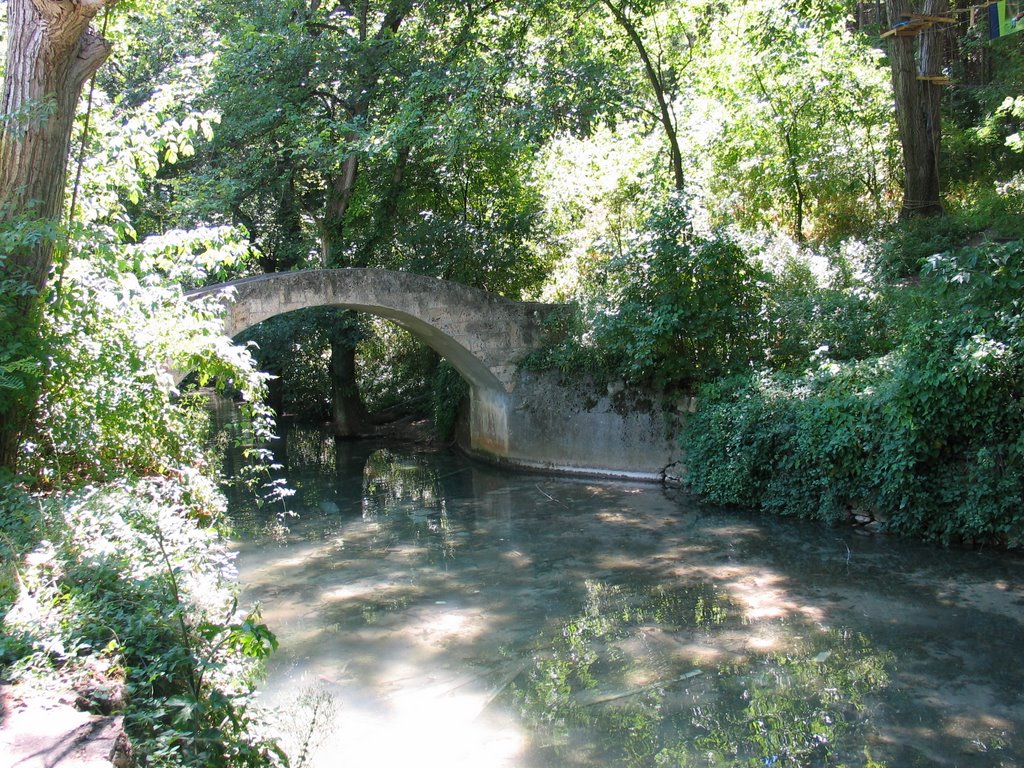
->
882, 12, 956, 37
902, 12, 957, 23
917, 74, 955, 86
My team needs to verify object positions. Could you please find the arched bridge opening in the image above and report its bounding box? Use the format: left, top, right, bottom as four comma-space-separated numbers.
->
186, 268, 562, 394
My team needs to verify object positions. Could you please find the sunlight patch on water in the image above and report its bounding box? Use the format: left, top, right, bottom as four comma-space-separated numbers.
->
327, 706, 525, 768
320, 580, 395, 602
262, 663, 528, 768
727, 570, 828, 622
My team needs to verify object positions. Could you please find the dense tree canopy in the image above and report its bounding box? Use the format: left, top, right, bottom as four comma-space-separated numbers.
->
3, 1, 1024, 764
1, 0, 1023, 503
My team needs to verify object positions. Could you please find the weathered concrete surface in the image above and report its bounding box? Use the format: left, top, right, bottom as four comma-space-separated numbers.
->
187, 269, 683, 480
464, 370, 686, 481
1, 685, 124, 768
187, 269, 561, 393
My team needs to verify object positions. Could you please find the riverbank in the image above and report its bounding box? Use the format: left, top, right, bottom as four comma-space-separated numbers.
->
0, 682, 126, 768
0, 476, 284, 768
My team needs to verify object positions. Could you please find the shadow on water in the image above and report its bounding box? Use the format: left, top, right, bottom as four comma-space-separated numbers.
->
223, 421, 1024, 768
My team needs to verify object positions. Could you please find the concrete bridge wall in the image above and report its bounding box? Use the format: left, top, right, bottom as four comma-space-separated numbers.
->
467, 371, 686, 481
188, 269, 682, 481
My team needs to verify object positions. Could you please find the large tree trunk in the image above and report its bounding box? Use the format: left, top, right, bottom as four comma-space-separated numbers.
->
0, 0, 118, 471
316, 0, 411, 265
319, 150, 360, 265
885, 0, 946, 218
1, 0, 116, 291
329, 339, 369, 437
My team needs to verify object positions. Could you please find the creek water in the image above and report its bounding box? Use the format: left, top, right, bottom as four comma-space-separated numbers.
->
224, 423, 1024, 768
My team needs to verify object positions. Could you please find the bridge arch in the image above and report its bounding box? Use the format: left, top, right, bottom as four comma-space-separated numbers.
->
187, 268, 562, 393
185, 268, 681, 481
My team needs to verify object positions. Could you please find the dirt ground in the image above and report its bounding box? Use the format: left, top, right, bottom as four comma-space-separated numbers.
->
0, 683, 124, 768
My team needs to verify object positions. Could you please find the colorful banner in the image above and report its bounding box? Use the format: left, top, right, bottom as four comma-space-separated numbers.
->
990, 1, 1024, 39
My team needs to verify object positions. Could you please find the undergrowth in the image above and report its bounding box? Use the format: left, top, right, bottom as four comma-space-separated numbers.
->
1, 474, 288, 766
686, 239, 1024, 547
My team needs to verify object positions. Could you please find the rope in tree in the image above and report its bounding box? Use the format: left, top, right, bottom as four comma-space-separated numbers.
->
67, 6, 112, 231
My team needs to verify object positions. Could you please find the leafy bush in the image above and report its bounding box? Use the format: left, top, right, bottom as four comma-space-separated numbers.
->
872, 215, 979, 280
2, 476, 286, 767
1, 222, 290, 763
20, 255, 271, 486
686, 240, 1024, 547
357, 316, 439, 416
752, 235, 897, 371
0, 212, 56, 460
520, 301, 617, 384
0, 482, 44, 660
529, 197, 771, 392
603, 198, 771, 389
431, 360, 469, 441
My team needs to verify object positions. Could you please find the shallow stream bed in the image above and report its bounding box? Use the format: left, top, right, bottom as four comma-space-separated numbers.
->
226, 426, 1024, 768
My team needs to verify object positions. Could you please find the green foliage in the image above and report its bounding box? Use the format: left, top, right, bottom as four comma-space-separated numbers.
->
0, 483, 44, 647
693, 0, 897, 241
134, 226, 254, 289
751, 235, 907, 372
0, 111, 286, 762
357, 317, 438, 416
68, 66, 223, 243
534, 197, 770, 391
193, 0, 556, 288
2, 477, 286, 767
661, 630, 890, 767
510, 580, 891, 767
21, 252, 269, 485
522, 301, 616, 383
686, 240, 1024, 547
606, 210, 769, 389
531, 122, 658, 305
430, 360, 469, 441
0, 213, 56, 415
1000, 95, 1024, 153
239, 308, 359, 423
872, 215, 981, 280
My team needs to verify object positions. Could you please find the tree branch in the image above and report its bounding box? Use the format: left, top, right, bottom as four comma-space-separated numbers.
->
71, 26, 114, 87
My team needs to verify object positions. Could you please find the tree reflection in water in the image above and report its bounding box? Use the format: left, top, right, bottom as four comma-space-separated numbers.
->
220, 423, 1020, 768
507, 580, 892, 767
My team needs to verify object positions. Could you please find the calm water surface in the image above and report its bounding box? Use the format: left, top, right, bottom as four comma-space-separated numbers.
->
225, 425, 1024, 768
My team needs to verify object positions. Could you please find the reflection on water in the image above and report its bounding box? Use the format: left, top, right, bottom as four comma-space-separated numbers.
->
507, 581, 891, 767
225, 423, 1024, 768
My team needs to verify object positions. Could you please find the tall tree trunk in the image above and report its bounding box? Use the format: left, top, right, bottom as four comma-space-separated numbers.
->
0, 0, 118, 471
317, 0, 412, 265
885, 0, 946, 218
357, 145, 411, 264
319, 150, 360, 266
329, 339, 369, 437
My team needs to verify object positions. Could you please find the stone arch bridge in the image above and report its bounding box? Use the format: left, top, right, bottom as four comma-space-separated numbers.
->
188, 268, 680, 480
187, 268, 559, 394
